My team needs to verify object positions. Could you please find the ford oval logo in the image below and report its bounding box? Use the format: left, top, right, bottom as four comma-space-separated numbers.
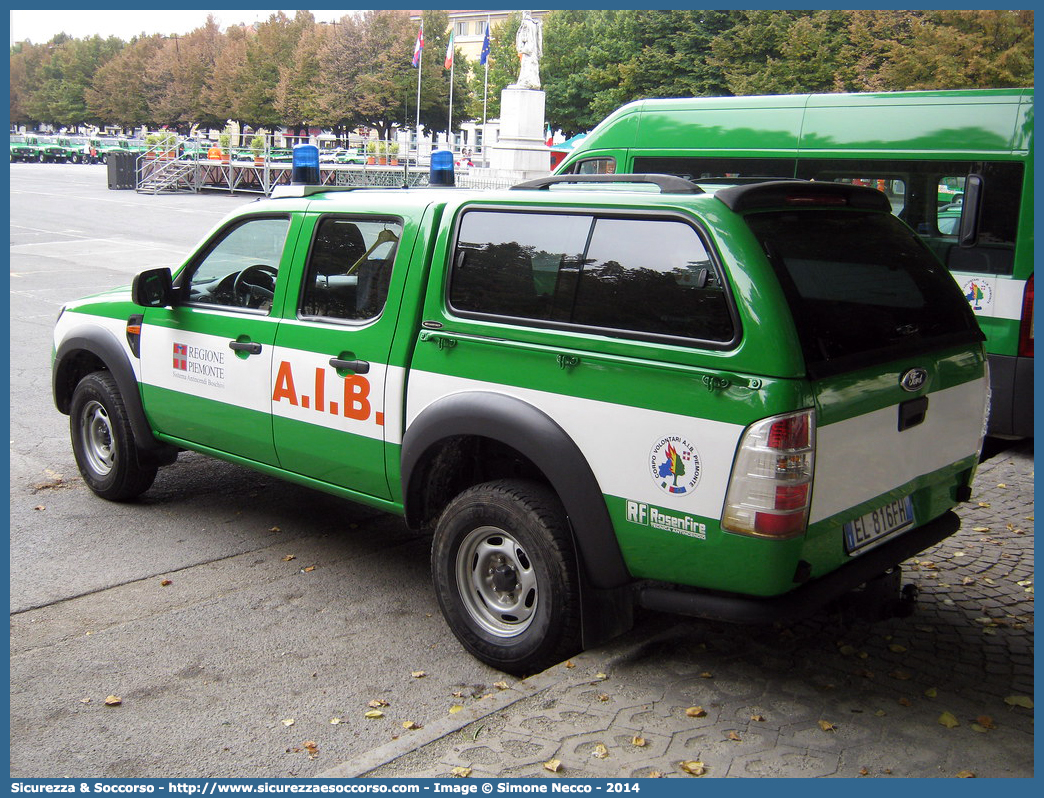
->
900, 367, 928, 392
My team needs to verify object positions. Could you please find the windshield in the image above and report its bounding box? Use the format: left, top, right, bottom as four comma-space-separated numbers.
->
744, 210, 983, 376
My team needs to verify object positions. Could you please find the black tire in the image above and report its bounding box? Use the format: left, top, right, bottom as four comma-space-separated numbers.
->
431, 479, 582, 674
69, 371, 157, 501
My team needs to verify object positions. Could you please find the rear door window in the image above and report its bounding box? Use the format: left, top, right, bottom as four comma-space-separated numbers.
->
449, 209, 736, 346
744, 210, 982, 375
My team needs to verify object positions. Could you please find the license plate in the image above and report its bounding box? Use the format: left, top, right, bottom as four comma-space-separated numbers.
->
844, 496, 915, 554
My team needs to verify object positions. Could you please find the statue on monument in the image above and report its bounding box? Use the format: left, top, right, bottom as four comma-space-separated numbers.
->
512, 11, 542, 90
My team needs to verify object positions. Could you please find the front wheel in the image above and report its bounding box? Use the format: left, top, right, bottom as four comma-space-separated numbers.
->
69, 371, 157, 501
431, 479, 582, 674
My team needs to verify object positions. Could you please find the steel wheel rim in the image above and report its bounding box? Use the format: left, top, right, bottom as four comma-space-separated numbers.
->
80, 399, 115, 476
455, 525, 538, 638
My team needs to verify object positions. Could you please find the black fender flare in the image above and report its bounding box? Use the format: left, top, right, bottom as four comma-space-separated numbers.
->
402, 391, 631, 590
53, 325, 174, 460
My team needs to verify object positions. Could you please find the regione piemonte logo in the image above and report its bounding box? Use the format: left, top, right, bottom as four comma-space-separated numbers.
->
173, 343, 188, 371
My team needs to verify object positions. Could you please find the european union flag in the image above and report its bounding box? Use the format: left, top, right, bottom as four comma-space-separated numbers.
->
480, 22, 490, 66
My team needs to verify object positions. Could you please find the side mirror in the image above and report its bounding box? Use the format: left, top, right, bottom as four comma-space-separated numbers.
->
131, 268, 173, 307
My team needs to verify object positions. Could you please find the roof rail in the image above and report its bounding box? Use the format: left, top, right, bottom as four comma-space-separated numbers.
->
511, 173, 702, 194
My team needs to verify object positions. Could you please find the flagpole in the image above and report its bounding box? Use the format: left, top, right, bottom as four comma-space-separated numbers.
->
482, 18, 490, 166
415, 25, 422, 164
447, 34, 454, 153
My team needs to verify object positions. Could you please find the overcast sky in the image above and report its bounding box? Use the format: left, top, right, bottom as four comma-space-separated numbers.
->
8, 9, 372, 46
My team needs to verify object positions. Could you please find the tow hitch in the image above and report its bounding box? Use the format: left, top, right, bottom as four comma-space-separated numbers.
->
835, 566, 919, 622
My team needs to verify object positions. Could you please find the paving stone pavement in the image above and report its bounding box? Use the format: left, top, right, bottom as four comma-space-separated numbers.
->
321, 441, 1033, 779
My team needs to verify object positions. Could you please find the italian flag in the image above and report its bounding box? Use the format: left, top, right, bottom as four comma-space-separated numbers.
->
445, 31, 454, 69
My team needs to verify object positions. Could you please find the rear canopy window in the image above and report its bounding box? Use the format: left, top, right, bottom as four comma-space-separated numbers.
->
449, 210, 735, 344
745, 210, 982, 375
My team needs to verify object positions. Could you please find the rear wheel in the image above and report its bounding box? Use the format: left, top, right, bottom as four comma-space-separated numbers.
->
431, 479, 582, 674
69, 371, 157, 501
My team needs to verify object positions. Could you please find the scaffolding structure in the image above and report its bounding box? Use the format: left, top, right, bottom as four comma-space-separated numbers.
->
136, 154, 430, 196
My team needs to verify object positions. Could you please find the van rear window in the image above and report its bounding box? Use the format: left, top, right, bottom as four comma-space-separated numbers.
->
744, 210, 983, 375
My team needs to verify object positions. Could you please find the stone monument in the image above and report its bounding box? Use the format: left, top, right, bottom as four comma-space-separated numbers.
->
487, 11, 550, 179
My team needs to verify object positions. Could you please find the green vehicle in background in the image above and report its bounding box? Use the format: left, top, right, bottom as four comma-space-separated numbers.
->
35, 135, 80, 163
10, 134, 41, 162
58, 135, 96, 164
556, 88, 1034, 438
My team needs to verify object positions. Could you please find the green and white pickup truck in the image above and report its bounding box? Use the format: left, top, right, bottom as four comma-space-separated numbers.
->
52, 175, 990, 673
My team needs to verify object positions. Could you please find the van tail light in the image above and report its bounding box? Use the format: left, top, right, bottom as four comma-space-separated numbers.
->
722, 409, 815, 539
1018, 274, 1033, 357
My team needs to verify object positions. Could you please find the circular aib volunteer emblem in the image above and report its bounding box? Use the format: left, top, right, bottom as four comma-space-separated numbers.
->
961, 278, 993, 311
650, 436, 701, 496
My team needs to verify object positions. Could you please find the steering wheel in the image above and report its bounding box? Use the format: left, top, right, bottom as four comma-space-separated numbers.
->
233, 264, 278, 308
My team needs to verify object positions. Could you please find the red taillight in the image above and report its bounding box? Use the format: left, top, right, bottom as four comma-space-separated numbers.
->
768, 414, 810, 450
722, 410, 816, 539
1018, 274, 1033, 358
785, 194, 847, 206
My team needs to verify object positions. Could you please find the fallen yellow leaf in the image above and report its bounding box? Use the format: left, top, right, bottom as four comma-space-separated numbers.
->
493, 681, 508, 690
1004, 695, 1033, 709
368, 699, 390, 708
411, 671, 426, 678
888, 644, 907, 653
700, 672, 713, 679
104, 695, 122, 707
449, 705, 464, 714
751, 714, 766, 722
938, 712, 960, 728
726, 731, 741, 742
924, 687, 938, 698
364, 710, 384, 719
631, 736, 646, 747
818, 720, 836, 732
592, 743, 609, 759
686, 706, 707, 718
564, 661, 575, 669
303, 565, 316, 572
330, 718, 342, 725
544, 759, 562, 773
595, 672, 608, 680
679, 761, 706, 776
402, 721, 421, 730
282, 718, 295, 727
450, 767, 472, 778
976, 715, 996, 729
957, 770, 976, 778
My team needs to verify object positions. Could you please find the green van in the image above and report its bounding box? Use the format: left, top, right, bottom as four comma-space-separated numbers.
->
557, 89, 1033, 439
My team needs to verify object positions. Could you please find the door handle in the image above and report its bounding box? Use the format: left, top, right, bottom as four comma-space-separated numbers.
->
229, 340, 262, 355
329, 357, 370, 374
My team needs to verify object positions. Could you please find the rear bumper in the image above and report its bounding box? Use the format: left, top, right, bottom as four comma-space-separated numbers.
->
636, 510, 960, 624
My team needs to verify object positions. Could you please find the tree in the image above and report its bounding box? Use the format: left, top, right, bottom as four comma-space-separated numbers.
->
237, 11, 313, 130
85, 35, 164, 130
146, 18, 223, 132
709, 10, 850, 96
275, 22, 330, 135
879, 10, 1034, 90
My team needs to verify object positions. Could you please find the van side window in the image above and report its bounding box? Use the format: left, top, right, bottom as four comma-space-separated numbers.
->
799, 159, 1022, 276
449, 210, 735, 344
299, 217, 402, 321
574, 158, 616, 175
